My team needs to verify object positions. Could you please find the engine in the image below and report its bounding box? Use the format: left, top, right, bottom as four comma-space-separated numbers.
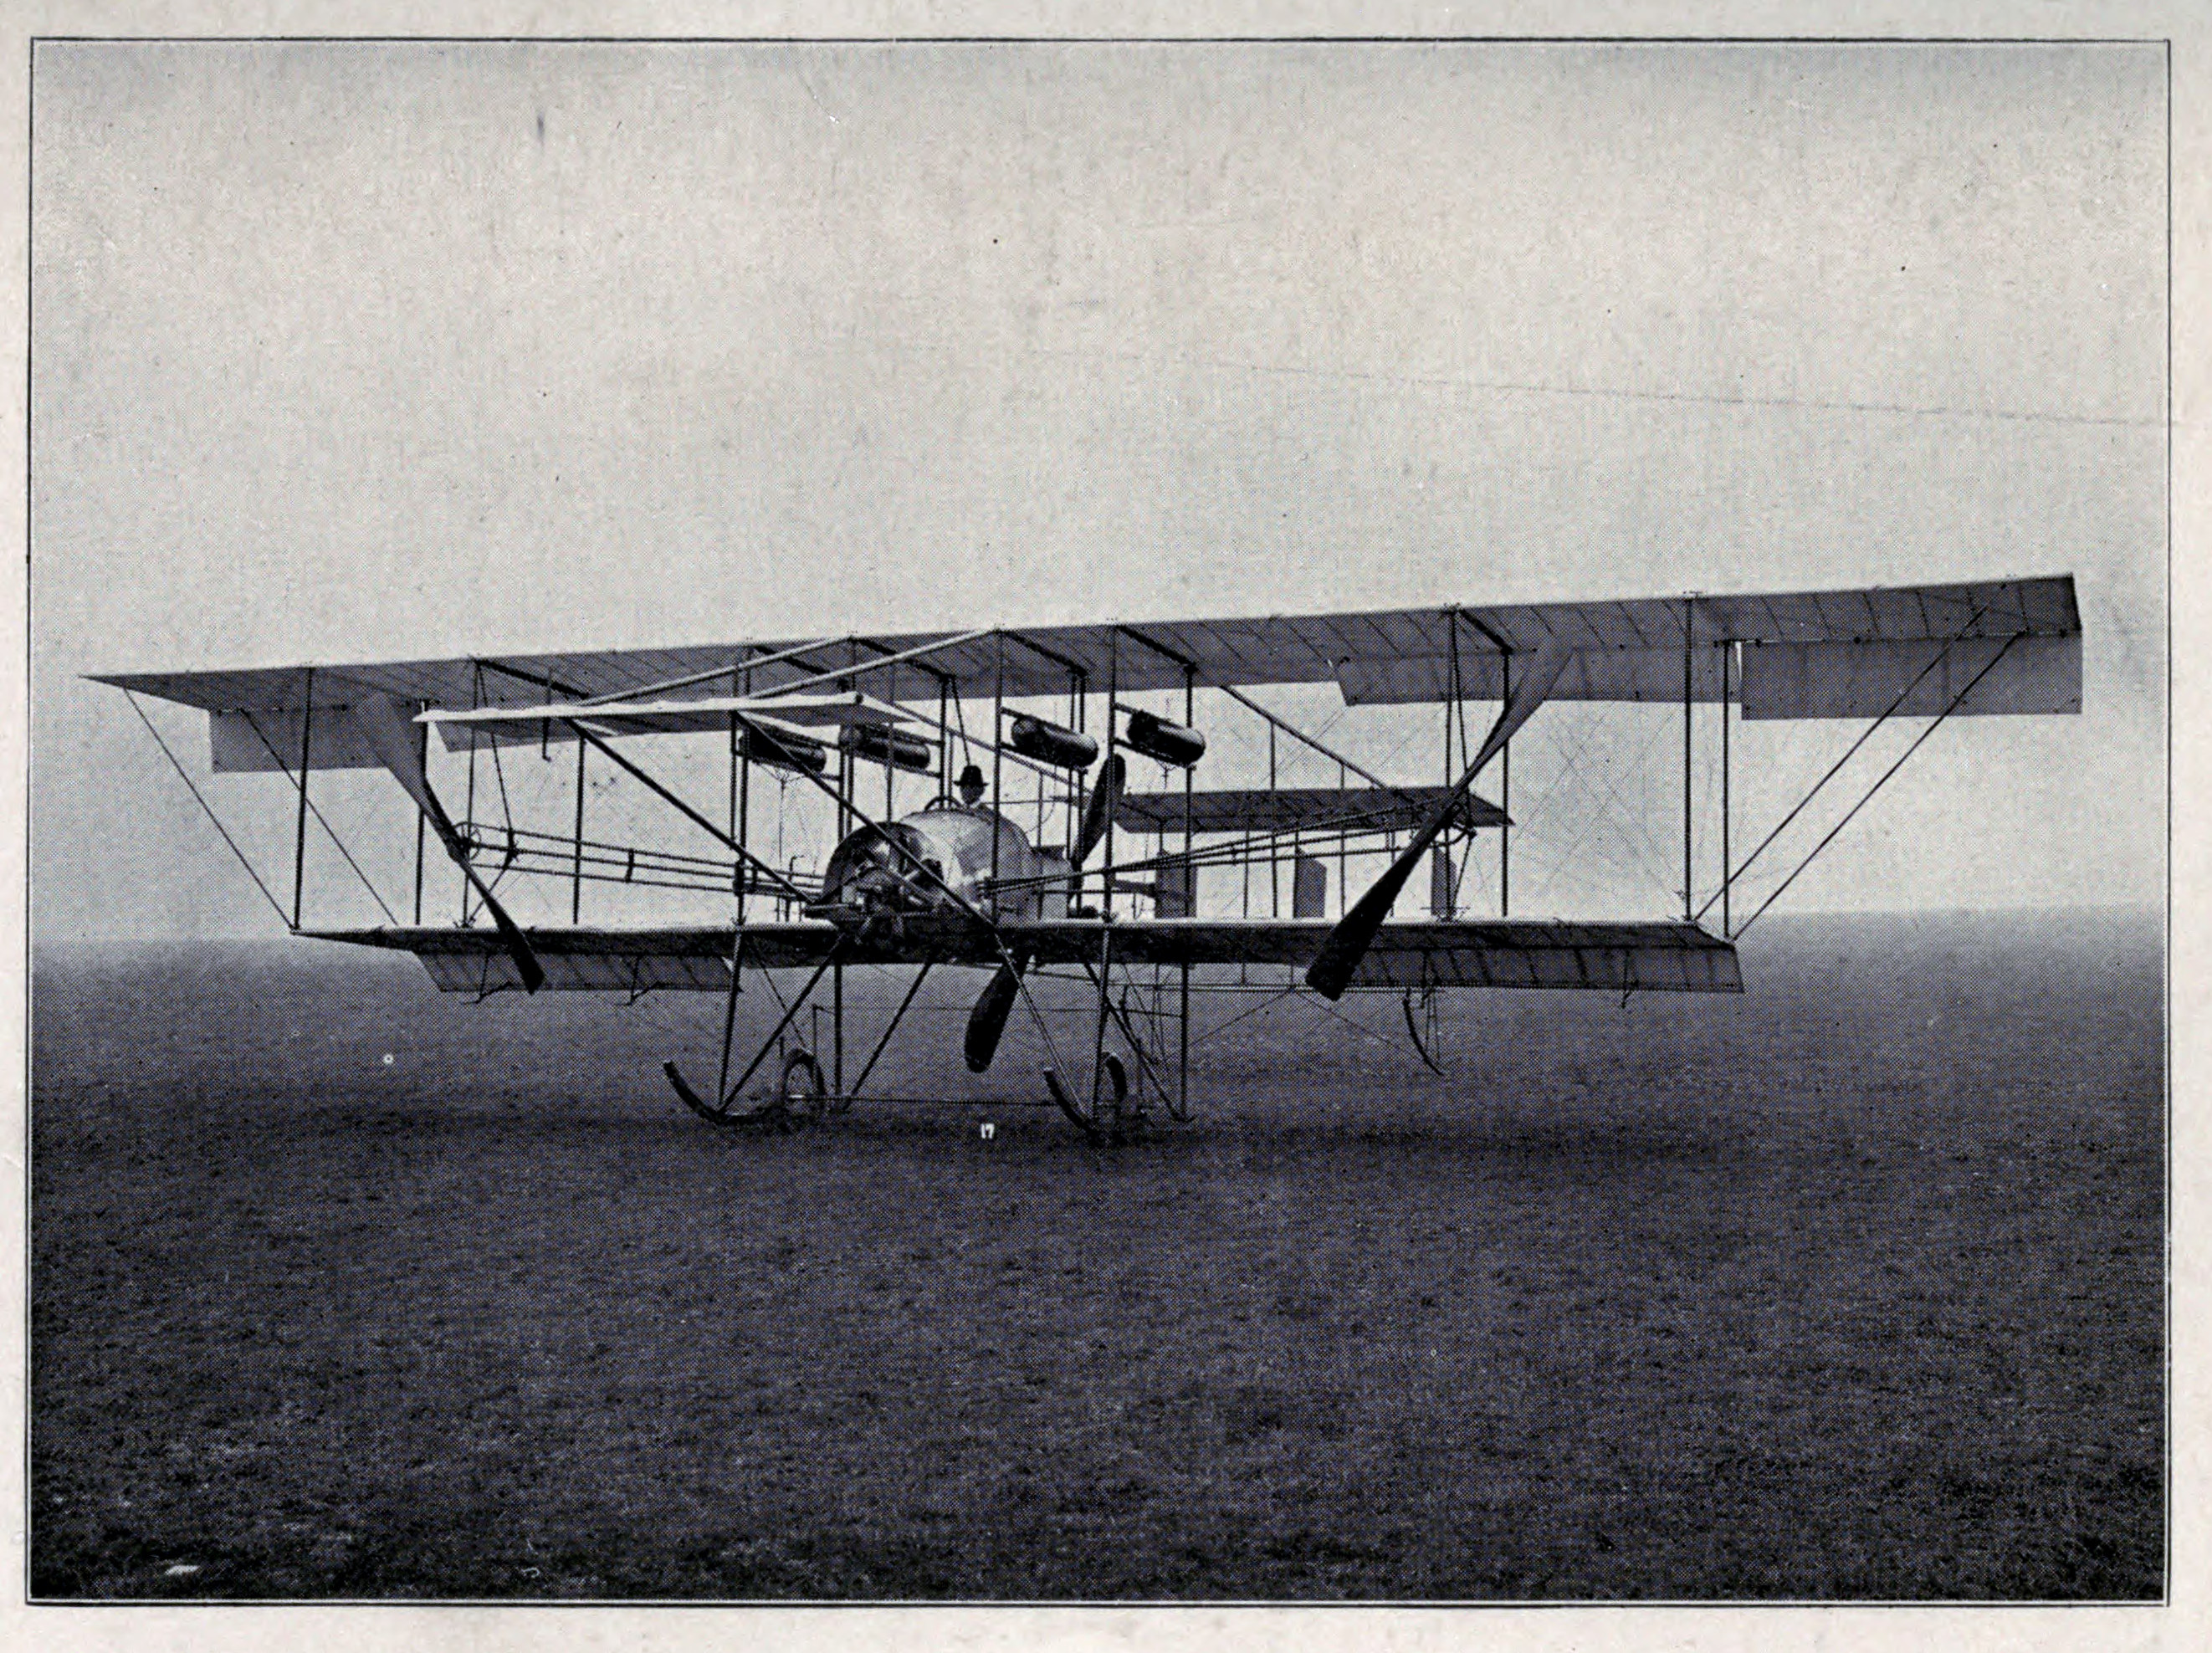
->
814, 802, 1071, 923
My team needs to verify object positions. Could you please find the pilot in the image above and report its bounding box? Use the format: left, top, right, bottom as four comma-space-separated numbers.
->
956, 762, 987, 809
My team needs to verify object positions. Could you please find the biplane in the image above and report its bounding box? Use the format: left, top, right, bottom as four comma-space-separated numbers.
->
98, 575, 2082, 1140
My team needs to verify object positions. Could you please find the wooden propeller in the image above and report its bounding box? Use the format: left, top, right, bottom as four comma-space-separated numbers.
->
354, 694, 546, 993
1304, 638, 1575, 1000
964, 752, 1124, 1073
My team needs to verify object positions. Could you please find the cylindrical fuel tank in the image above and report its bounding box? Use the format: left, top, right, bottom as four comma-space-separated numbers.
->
1123, 709, 1206, 768
740, 724, 827, 773
1006, 714, 1099, 770
840, 722, 935, 773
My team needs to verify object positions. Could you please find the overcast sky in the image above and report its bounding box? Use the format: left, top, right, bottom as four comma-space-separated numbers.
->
29, 39, 2164, 940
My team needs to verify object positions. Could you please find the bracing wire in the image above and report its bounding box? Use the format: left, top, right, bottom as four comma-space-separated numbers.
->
125, 692, 291, 926
1521, 713, 1677, 911
1695, 611, 1991, 926
1302, 989, 1440, 1069
1546, 712, 1678, 894
238, 714, 400, 924
1732, 633, 2023, 939
1189, 981, 1303, 1051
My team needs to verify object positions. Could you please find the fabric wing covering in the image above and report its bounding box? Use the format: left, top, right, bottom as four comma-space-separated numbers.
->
1113, 785, 1508, 836
312, 918, 1743, 999
96, 575, 2081, 774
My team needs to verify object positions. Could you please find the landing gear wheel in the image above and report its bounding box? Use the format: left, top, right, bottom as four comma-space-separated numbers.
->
1042, 1052, 1135, 1144
1101, 1051, 1130, 1118
777, 1048, 827, 1126
1101, 1052, 1146, 1142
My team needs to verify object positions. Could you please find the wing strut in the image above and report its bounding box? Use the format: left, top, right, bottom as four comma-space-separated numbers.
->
354, 694, 545, 993
1306, 637, 1576, 1000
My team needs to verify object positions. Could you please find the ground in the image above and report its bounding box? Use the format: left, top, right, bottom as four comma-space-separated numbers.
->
28, 908, 2163, 1599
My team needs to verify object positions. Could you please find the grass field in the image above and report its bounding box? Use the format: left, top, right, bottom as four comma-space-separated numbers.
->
28, 908, 2163, 1599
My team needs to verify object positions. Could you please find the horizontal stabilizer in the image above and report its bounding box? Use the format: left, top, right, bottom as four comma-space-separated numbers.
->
1114, 785, 1507, 836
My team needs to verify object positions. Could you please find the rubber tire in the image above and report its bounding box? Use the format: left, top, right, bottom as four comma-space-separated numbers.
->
1101, 1052, 1130, 1129
779, 1048, 827, 1121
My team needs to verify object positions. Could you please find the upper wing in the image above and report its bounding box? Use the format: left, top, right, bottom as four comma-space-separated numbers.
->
315, 916, 1739, 997
97, 575, 2081, 775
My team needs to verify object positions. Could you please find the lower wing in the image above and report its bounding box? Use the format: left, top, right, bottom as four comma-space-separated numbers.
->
311, 916, 1741, 997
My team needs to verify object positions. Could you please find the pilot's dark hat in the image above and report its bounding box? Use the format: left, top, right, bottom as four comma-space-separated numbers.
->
957, 762, 986, 793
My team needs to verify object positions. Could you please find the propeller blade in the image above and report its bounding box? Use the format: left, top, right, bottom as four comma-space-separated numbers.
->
1073, 752, 1125, 868
1304, 638, 1576, 1000
963, 960, 1025, 1073
354, 695, 545, 993
472, 889, 548, 995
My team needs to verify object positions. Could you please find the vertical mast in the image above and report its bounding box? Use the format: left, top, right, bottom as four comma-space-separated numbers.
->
290, 667, 314, 930
1682, 597, 1695, 923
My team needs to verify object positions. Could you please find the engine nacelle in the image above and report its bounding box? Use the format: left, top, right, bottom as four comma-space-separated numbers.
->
815, 802, 1067, 922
